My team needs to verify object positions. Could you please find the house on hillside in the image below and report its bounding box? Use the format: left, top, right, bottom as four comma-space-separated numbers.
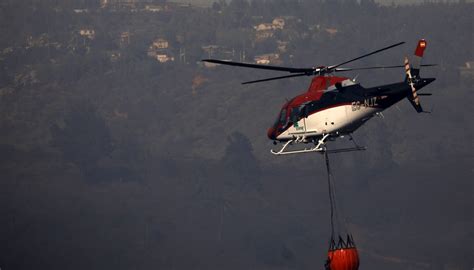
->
254, 23, 273, 32
254, 17, 286, 42
325, 28, 338, 36
145, 4, 170, 12
79, 29, 95, 40
254, 53, 281, 65
107, 51, 121, 62
201, 45, 219, 58
201, 45, 245, 67
155, 54, 174, 63
151, 38, 169, 49
74, 9, 89, 13
201, 45, 235, 60
272, 17, 285, 30
78, 29, 95, 48
26, 34, 52, 49
459, 61, 474, 81
119, 31, 131, 47
100, 0, 137, 9
255, 31, 274, 41
101, 0, 172, 10
254, 17, 285, 31
148, 38, 174, 63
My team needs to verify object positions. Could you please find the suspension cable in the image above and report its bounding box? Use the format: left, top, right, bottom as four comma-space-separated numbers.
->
324, 150, 335, 242
325, 150, 349, 248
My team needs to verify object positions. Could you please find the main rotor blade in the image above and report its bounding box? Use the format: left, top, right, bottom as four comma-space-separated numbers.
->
202, 59, 313, 74
242, 73, 308, 84
329, 42, 406, 70
335, 64, 437, 72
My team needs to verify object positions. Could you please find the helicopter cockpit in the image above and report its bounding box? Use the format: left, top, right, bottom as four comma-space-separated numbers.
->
268, 101, 312, 140
268, 104, 288, 140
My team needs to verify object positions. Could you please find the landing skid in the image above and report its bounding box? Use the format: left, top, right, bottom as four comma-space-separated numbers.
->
270, 134, 366, 156
324, 146, 366, 154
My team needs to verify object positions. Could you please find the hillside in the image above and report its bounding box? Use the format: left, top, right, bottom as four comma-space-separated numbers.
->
0, 1, 473, 270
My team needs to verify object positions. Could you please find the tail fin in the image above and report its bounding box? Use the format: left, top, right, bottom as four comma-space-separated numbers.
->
404, 39, 427, 113
410, 39, 427, 78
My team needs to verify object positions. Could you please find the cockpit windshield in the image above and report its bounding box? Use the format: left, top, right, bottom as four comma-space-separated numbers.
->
273, 100, 312, 129
273, 105, 304, 128
290, 107, 300, 123
277, 108, 287, 125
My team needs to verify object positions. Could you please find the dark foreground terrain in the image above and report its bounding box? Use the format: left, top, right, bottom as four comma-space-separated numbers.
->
0, 1, 472, 269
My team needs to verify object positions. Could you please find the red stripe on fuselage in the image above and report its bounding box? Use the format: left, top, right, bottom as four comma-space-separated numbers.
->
307, 76, 348, 101
278, 76, 350, 110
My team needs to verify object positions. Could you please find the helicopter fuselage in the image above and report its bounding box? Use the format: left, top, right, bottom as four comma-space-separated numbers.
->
203, 39, 435, 154
267, 76, 435, 142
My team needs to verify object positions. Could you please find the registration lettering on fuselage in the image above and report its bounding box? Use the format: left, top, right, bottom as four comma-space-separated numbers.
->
351, 97, 378, 111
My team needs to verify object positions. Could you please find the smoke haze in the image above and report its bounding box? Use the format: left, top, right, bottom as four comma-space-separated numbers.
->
0, 1, 472, 270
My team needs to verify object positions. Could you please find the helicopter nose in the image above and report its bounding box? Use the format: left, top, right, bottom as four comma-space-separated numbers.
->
267, 127, 277, 140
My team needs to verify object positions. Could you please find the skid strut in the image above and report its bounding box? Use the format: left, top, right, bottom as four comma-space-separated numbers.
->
271, 134, 330, 155
271, 134, 366, 156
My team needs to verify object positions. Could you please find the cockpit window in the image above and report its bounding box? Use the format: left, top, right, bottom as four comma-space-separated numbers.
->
290, 107, 299, 123
299, 101, 315, 118
273, 108, 287, 127
279, 109, 287, 124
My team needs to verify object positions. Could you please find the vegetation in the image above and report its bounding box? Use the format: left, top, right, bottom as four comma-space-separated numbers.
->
0, 1, 472, 270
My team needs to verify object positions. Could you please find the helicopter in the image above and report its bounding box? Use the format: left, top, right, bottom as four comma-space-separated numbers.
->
203, 39, 436, 155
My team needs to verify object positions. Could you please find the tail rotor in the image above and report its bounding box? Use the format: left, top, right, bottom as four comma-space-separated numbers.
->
404, 56, 423, 112
404, 39, 434, 113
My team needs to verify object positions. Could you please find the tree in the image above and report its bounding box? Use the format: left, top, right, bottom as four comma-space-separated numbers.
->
221, 132, 262, 191
51, 102, 113, 173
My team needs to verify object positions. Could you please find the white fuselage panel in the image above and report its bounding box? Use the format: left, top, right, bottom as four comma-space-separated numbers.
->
276, 104, 382, 140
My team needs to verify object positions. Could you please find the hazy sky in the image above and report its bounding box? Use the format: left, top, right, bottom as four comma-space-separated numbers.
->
0, 1, 472, 270
173, 0, 471, 7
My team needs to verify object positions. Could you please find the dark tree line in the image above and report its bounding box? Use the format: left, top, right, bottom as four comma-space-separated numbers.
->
0, 1, 472, 270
